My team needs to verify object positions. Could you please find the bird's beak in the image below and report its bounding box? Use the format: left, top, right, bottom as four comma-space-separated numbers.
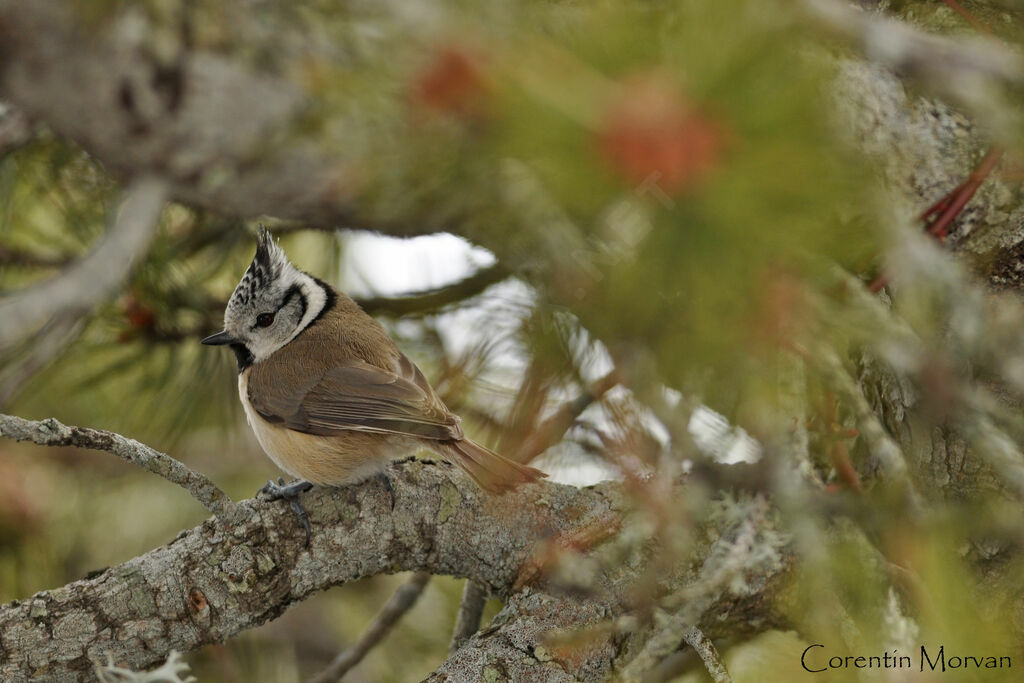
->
201, 330, 237, 346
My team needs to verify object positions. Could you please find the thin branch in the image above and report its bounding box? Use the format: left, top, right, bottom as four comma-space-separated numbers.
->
681, 626, 731, 683
309, 572, 431, 683
352, 264, 510, 318
0, 414, 233, 517
449, 580, 488, 654
0, 176, 168, 352
636, 627, 732, 683
619, 604, 716, 679
662, 498, 771, 614
801, 0, 1021, 81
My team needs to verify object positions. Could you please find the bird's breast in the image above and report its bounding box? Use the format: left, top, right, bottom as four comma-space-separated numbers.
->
237, 370, 406, 485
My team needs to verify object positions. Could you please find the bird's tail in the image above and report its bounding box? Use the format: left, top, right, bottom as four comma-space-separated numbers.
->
444, 438, 546, 493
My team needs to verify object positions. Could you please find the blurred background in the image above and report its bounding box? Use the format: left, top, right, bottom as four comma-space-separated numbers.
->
3, 0, 1024, 680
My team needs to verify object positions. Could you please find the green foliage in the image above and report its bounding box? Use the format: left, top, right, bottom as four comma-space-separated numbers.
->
4, 0, 1024, 680
292, 0, 882, 417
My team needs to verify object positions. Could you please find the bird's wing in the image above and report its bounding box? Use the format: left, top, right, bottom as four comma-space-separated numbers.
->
248, 355, 463, 441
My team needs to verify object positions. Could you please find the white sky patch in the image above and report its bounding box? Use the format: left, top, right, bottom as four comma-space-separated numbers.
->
339, 231, 495, 296
533, 447, 621, 487
338, 231, 761, 485
339, 230, 526, 367
688, 405, 763, 465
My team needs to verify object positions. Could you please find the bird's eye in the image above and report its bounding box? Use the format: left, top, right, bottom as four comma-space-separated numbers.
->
256, 313, 275, 328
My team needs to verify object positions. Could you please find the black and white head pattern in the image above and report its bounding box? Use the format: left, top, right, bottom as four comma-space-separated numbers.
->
223, 227, 333, 366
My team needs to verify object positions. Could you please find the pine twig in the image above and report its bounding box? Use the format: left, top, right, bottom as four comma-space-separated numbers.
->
514, 369, 621, 462
449, 580, 488, 653
0, 414, 233, 517
308, 572, 431, 683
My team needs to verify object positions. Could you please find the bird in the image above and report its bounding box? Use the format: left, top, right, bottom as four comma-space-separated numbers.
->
202, 228, 545, 535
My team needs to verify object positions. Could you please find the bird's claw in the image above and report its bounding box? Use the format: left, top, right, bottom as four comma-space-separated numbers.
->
258, 478, 314, 546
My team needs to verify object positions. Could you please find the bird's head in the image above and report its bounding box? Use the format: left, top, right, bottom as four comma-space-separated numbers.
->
202, 227, 330, 369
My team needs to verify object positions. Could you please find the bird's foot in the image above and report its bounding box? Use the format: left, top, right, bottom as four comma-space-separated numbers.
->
258, 478, 314, 546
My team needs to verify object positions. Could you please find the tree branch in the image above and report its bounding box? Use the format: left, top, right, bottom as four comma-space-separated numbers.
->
0, 450, 788, 681
428, 588, 621, 682
0, 414, 232, 517
0, 2, 378, 234
0, 458, 617, 680
431, 494, 789, 681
